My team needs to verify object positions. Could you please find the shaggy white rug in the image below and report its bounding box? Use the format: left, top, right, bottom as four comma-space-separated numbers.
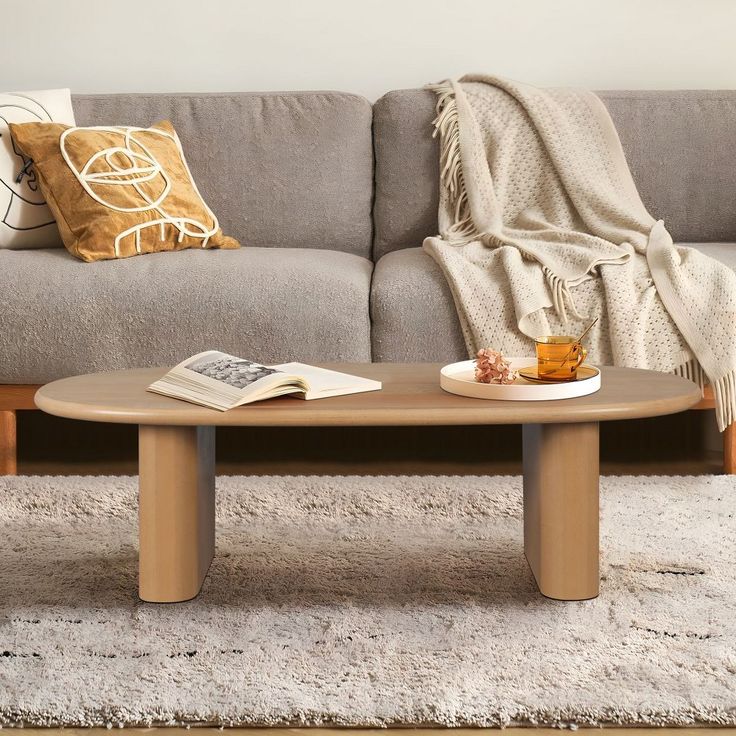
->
0, 474, 735, 728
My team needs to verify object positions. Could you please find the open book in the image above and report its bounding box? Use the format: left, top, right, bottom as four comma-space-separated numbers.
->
147, 350, 382, 411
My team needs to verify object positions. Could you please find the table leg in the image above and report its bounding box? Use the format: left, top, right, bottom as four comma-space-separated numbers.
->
522, 422, 599, 601
138, 424, 216, 603
0, 410, 17, 475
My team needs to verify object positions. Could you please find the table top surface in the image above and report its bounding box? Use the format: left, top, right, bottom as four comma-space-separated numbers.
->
34, 363, 702, 427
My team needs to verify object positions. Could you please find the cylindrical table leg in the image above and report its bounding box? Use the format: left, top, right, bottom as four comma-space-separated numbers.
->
724, 421, 736, 475
0, 410, 17, 475
138, 424, 216, 603
522, 422, 600, 601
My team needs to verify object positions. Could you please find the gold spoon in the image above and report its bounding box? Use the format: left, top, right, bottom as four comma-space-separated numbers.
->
558, 317, 599, 367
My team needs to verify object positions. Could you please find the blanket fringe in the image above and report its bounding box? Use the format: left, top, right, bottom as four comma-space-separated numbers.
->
712, 370, 736, 432
541, 266, 586, 323
673, 357, 707, 389
428, 81, 479, 244
673, 358, 735, 432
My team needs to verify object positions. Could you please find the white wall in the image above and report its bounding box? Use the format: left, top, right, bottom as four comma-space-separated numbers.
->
3, 0, 736, 99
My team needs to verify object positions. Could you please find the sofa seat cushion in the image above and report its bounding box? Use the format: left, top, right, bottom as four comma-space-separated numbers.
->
685, 242, 736, 271
0, 247, 372, 383
370, 244, 736, 363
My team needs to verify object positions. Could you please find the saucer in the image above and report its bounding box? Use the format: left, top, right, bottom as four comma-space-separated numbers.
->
518, 364, 600, 384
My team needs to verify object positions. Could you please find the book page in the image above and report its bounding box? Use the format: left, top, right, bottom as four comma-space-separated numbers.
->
271, 362, 381, 399
183, 351, 283, 390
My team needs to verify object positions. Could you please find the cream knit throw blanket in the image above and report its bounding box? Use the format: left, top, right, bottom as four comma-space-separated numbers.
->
423, 75, 736, 431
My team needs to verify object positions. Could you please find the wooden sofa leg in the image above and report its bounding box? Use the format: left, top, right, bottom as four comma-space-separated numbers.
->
0, 409, 17, 475
725, 422, 736, 475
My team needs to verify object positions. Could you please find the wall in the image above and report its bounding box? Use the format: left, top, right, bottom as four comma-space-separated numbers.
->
2, 0, 735, 99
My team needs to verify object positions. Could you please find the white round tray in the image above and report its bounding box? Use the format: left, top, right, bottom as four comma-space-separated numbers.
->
440, 358, 601, 401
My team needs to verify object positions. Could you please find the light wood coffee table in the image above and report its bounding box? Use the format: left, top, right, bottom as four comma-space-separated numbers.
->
35, 363, 700, 604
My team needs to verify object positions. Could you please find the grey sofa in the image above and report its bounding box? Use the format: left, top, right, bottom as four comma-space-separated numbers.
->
1, 89, 735, 422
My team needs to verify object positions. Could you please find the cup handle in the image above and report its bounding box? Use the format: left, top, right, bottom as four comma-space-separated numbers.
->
573, 344, 587, 369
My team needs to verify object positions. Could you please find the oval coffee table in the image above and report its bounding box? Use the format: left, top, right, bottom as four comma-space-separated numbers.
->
35, 364, 701, 603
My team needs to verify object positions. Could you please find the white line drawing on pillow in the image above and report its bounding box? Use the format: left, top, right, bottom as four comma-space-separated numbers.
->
60, 125, 219, 257
0, 94, 56, 234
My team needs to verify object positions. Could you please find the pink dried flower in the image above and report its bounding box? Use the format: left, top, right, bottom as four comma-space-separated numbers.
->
475, 348, 518, 385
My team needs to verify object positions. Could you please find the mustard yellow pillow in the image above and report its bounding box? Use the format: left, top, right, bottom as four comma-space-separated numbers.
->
9, 120, 240, 262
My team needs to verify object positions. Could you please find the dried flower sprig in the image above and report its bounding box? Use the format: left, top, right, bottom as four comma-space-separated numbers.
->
475, 348, 518, 385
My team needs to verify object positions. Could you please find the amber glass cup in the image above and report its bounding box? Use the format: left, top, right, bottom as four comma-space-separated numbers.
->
534, 336, 587, 382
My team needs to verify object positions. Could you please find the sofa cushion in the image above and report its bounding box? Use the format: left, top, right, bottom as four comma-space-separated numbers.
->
686, 242, 736, 272
370, 244, 736, 363
373, 89, 736, 259
10, 120, 239, 262
0, 247, 372, 383
371, 247, 465, 363
0, 88, 75, 249
72, 92, 374, 258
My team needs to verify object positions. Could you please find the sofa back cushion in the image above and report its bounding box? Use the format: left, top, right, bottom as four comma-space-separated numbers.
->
73, 91, 374, 258
373, 89, 736, 259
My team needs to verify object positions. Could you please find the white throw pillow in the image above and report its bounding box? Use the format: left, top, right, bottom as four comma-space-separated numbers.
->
0, 88, 76, 249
